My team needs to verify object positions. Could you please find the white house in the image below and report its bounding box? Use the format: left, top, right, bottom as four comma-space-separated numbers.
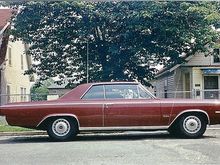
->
152, 50, 220, 99
0, 9, 34, 105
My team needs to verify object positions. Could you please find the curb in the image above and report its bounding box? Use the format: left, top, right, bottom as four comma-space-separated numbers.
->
0, 126, 219, 137
0, 131, 47, 136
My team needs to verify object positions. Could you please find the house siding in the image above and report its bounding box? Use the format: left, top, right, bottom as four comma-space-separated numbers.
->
1, 40, 31, 105
183, 53, 212, 66
152, 72, 176, 98
152, 67, 191, 98
174, 68, 184, 98
167, 75, 175, 98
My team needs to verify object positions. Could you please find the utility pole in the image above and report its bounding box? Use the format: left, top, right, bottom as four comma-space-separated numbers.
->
86, 40, 89, 83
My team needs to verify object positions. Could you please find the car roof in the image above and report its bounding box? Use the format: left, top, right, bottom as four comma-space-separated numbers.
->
85, 81, 139, 86
59, 81, 140, 100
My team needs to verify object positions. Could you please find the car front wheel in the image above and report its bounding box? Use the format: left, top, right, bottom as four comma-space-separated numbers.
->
178, 114, 207, 138
47, 117, 78, 141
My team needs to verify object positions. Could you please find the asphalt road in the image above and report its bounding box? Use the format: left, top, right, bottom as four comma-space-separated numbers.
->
1, 128, 220, 165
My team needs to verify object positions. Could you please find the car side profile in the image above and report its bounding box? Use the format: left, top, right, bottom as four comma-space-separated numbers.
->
0, 82, 220, 141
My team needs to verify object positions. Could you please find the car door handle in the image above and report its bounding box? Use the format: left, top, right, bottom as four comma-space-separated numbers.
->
105, 103, 113, 108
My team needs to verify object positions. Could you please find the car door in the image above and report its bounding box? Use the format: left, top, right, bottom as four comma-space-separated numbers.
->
104, 84, 162, 127
80, 85, 105, 127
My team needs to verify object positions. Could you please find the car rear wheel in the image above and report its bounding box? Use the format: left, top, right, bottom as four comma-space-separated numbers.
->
47, 117, 78, 141
178, 114, 207, 138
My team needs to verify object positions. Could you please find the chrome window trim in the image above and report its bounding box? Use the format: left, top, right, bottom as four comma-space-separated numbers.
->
138, 83, 156, 99
137, 85, 140, 98
81, 84, 105, 100
80, 82, 155, 100
80, 84, 93, 99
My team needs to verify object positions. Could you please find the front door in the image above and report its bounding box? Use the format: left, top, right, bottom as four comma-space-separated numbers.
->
103, 84, 161, 127
204, 76, 219, 99
80, 85, 104, 127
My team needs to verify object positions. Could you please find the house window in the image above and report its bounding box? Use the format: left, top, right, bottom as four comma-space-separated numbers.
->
21, 87, 23, 101
164, 80, 168, 98
20, 87, 27, 101
213, 49, 220, 63
24, 88, 27, 101
7, 85, 10, 103
204, 76, 219, 99
8, 47, 12, 66
154, 86, 157, 97
21, 54, 24, 70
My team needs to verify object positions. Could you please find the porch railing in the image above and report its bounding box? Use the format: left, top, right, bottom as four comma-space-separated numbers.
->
154, 89, 220, 99
0, 94, 59, 106
1, 89, 220, 106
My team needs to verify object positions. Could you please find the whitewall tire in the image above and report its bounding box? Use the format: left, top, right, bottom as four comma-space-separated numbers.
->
47, 117, 78, 141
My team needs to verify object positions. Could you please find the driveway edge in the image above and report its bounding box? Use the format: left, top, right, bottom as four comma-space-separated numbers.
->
0, 131, 47, 136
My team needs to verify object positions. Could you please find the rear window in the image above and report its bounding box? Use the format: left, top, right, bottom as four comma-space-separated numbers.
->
82, 85, 104, 99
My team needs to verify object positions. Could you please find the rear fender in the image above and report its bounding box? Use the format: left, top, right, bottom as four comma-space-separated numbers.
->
37, 113, 80, 128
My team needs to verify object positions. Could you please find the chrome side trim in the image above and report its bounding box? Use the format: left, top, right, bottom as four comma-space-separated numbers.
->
79, 126, 168, 131
168, 109, 210, 127
215, 111, 220, 114
1, 102, 104, 108
2, 101, 162, 108
37, 113, 80, 128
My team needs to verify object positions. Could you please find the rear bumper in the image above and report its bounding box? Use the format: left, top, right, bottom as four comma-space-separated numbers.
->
0, 108, 3, 116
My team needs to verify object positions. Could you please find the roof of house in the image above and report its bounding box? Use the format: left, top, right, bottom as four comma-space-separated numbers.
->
155, 55, 193, 78
0, 9, 13, 30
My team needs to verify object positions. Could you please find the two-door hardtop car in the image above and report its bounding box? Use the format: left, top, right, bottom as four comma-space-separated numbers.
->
1, 81, 220, 141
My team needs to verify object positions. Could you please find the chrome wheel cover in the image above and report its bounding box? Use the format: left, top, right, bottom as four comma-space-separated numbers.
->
183, 116, 201, 134
52, 118, 70, 137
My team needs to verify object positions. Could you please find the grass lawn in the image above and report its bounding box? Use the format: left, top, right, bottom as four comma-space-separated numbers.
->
0, 125, 34, 132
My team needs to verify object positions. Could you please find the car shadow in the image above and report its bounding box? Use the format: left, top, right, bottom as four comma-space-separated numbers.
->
0, 131, 216, 144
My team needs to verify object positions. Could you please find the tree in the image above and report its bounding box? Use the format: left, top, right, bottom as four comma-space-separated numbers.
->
30, 79, 53, 101
11, 1, 220, 86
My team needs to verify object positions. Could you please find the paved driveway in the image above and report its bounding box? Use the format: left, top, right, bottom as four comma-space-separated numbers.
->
0, 128, 220, 165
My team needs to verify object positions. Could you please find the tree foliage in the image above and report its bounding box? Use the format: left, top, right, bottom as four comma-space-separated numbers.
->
10, 1, 220, 86
30, 79, 53, 101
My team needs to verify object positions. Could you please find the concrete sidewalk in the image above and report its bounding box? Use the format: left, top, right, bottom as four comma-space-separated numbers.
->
208, 125, 220, 129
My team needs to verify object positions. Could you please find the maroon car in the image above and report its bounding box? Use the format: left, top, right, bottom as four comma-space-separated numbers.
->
0, 82, 220, 141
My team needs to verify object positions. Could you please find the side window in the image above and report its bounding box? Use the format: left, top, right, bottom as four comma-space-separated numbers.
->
138, 86, 152, 99
82, 85, 104, 99
213, 49, 220, 63
105, 84, 139, 99
8, 47, 12, 66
